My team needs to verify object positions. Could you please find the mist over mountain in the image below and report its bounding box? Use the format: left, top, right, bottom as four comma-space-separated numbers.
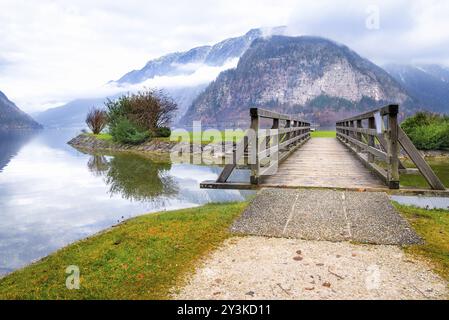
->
182, 36, 415, 126
35, 27, 287, 128
34, 97, 108, 128
0, 90, 42, 130
34, 28, 449, 129
115, 27, 286, 85
384, 64, 449, 114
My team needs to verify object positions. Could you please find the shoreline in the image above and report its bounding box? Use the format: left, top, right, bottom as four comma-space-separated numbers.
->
68, 133, 178, 154
68, 133, 231, 157
68, 133, 449, 159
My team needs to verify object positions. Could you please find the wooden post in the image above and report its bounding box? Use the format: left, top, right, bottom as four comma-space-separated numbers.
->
368, 117, 375, 163
356, 120, 362, 152
285, 118, 291, 148
250, 111, 260, 185
386, 105, 400, 189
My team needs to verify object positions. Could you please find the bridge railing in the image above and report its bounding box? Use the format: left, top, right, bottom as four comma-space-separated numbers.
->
248, 108, 311, 184
336, 104, 445, 190
201, 108, 311, 188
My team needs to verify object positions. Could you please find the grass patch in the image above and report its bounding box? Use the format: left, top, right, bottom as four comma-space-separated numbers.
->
395, 203, 449, 282
400, 158, 449, 189
311, 131, 336, 138
86, 133, 113, 141
168, 130, 246, 145
87, 131, 246, 145
0, 202, 247, 300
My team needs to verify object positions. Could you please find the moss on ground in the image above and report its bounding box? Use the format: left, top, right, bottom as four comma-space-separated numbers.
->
395, 203, 449, 282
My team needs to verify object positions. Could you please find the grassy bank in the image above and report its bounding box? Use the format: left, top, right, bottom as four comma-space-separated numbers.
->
395, 203, 449, 282
87, 130, 337, 145
311, 130, 336, 138
400, 158, 449, 189
0, 202, 247, 300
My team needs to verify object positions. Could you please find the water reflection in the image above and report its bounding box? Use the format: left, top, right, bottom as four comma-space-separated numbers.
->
0, 131, 36, 172
88, 153, 178, 203
0, 129, 253, 276
391, 195, 449, 210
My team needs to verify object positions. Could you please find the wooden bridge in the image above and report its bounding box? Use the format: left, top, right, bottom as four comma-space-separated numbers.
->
201, 105, 446, 192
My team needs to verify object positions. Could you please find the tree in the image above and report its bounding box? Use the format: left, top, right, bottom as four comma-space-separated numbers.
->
86, 108, 108, 134
128, 89, 178, 131
105, 89, 177, 143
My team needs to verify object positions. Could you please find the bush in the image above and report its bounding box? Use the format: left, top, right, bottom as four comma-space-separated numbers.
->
105, 89, 177, 132
109, 117, 150, 145
105, 89, 176, 145
153, 126, 171, 138
401, 112, 449, 150
86, 108, 108, 134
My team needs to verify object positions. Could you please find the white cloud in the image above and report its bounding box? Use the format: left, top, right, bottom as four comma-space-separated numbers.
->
0, 0, 448, 113
110, 58, 239, 92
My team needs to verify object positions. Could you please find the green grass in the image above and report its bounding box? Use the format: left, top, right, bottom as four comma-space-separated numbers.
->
400, 158, 449, 189
0, 202, 247, 300
168, 130, 246, 145
395, 203, 449, 282
86, 133, 113, 141
311, 131, 336, 138
88, 131, 246, 145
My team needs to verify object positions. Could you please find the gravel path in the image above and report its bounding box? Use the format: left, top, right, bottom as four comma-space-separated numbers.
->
173, 236, 448, 300
231, 189, 422, 245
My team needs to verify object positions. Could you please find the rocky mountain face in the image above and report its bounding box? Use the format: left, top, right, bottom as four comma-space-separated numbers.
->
384, 64, 449, 114
182, 36, 415, 126
37, 27, 286, 128
0, 90, 42, 130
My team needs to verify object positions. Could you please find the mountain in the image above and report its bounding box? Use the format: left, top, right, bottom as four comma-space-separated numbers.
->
35, 27, 286, 128
384, 64, 449, 113
0, 90, 42, 130
182, 36, 416, 126
34, 97, 107, 128
115, 27, 286, 85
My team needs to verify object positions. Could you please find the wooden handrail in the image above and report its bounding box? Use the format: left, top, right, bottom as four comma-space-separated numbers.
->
216, 108, 311, 185
336, 105, 445, 190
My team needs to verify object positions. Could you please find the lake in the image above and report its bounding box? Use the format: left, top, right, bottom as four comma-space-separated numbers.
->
0, 129, 253, 276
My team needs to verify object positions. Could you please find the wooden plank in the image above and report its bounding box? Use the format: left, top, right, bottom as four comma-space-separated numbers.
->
250, 107, 310, 124
336, 126, 377, 136
337, 132, 388, 161
376, 134, 406, 170
337, 104, 398, 123
398, 127, 446, 190
200, 180, 257, 190
263, 138, 385, 189
336, 137, 388, 185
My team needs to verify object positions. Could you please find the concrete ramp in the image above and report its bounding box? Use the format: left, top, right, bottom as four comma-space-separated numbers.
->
231, 189, 422, 245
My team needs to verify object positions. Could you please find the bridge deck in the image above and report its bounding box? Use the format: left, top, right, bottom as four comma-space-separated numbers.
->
261, 138, 385, 189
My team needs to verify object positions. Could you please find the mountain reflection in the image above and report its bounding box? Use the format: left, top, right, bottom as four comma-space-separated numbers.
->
0, 131, 36, 172
87, 153, 178, 202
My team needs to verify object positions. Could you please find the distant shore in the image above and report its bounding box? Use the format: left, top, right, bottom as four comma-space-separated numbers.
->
68, 133, 177, 154
67, 133, 232, 158
68, 132, 449, 159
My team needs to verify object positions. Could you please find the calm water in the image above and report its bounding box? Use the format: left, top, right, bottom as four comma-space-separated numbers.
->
391, 195, 449, 210
0, 129, 252, 276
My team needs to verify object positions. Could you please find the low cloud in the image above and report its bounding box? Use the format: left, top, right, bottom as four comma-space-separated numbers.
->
1, 0, 449, 113
111, 58, 239, 92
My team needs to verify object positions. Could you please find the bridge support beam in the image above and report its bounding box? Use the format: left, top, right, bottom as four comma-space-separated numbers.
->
386, 105, 400, 189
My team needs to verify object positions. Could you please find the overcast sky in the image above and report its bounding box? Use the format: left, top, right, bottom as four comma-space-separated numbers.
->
1, 0, 449, 113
